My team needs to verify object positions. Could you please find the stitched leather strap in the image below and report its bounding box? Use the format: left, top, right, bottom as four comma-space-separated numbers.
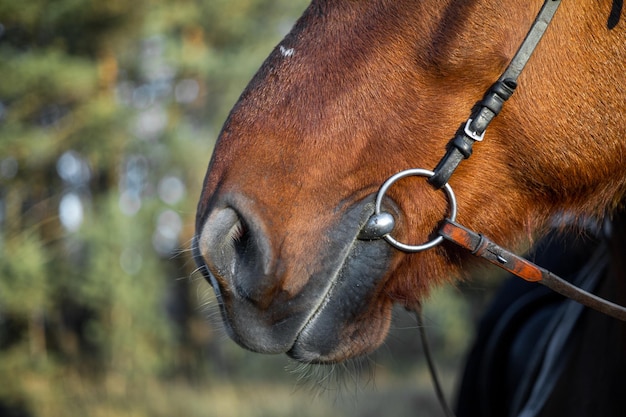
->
439, 220, 626, 321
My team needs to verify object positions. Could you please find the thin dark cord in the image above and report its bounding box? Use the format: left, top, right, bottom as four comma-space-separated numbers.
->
415, 309, 456, 417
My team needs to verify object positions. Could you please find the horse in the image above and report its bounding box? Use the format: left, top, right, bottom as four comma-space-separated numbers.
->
194, 0, 625, 415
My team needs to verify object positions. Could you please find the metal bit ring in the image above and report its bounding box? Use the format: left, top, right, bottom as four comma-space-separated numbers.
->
374, 169, 457, 252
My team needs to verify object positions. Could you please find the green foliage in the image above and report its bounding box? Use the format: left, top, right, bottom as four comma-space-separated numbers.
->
0, 0, 312, 414
0, 0, 478, 415
0, 233, 48, 314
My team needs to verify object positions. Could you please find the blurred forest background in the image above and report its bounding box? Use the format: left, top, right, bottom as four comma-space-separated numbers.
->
0, 0, 498, 416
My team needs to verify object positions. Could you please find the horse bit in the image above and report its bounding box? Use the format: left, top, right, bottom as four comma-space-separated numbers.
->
359, 1, 626, 414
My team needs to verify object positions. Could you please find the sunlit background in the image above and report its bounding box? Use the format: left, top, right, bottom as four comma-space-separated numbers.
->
0, 1, 498, 416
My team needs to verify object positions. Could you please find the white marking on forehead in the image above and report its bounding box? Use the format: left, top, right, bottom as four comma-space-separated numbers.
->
279, 45, 295, 58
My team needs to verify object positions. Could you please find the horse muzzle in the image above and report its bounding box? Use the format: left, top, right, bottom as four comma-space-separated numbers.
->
194, 194, 396, 363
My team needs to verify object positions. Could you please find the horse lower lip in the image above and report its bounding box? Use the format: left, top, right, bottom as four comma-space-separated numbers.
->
287, 233, 393, 363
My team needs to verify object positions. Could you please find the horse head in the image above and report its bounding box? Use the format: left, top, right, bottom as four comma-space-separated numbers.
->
194, 0, 626, 363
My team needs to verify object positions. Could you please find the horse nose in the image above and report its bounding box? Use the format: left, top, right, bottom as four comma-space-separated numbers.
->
198, 206, 275, 308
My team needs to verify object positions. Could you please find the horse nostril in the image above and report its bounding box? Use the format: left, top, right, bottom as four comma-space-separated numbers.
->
198, 206, 274, 308
229, 218, 251, 260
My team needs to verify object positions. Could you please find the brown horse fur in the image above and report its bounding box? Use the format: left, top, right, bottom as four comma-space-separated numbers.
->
196, 0, 625, 362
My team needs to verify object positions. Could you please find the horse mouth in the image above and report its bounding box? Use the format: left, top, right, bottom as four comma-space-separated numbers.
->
194, 197, 396, 364
287, 230, 395, 363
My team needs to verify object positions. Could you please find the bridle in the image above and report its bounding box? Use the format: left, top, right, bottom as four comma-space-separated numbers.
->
362, 0, 626, 322
361, 2, 626, 414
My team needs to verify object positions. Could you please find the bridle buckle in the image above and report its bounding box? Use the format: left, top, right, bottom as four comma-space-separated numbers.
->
463, 118, 486, 142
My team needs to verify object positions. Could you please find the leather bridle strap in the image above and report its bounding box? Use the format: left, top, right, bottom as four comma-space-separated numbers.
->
439, 220, 626, 321
428, 0, 562, 189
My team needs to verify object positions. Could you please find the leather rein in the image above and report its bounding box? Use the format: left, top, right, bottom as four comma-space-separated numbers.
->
361, 0, 626, 323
